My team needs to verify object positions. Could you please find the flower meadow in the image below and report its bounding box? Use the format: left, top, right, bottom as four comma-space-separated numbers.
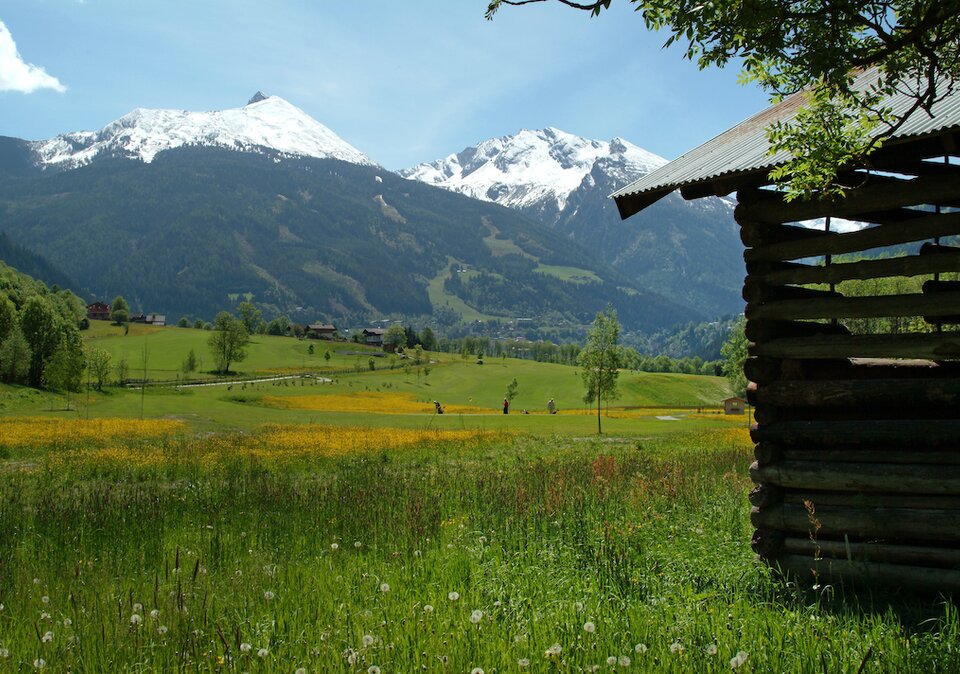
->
0, 421, 957, 672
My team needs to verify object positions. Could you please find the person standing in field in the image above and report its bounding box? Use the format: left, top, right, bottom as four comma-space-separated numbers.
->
503, 398, 509, 414
548, 398, 556, 415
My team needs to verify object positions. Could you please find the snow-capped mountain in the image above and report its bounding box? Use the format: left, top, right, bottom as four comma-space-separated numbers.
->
32, 92, 377, 170
403, 128, 745, 316
400, 127, 666, 219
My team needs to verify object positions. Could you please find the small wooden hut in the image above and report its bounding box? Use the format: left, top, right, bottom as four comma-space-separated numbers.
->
611, 69, 960, 593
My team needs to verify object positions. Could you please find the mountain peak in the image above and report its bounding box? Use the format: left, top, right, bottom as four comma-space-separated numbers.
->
401, 127, 666, 213
32, 96, 378, 169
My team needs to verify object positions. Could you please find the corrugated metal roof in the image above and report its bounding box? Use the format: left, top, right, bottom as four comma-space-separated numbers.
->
612, 68, 960, 218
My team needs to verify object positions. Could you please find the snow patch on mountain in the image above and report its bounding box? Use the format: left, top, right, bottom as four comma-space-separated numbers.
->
33, 94, 377, 169
400, 127, 666, 214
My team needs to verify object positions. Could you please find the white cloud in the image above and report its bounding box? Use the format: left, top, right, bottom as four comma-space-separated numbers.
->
0, 20, 66, 93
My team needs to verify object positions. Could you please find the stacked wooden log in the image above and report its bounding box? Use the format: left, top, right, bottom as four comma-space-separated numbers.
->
739, 168, 960, 594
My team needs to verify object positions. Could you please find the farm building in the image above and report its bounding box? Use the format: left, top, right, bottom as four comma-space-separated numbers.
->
612, 69, 960, 594
307, 323, 338, 340
362, 328, 385, 348
724, 397, 746, 415
86, 301, 110, 321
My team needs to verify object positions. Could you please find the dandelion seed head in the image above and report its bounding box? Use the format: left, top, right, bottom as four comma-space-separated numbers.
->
518, 658, 530, 667
41, 596, 49, 604
33, 658, 45, 669
0, 648, 9, 658
150, 609, 160, 619
583, 621, 596, 633
471, 668, 484, 674
296, 668, 307, 674
33, 578, 41, 585
618, 655, 631, 667
730, 651, 749, 669
362, 634, 375, 648
670, 642, 684, 654
606, 656, 617, 665
132, 602, 143, 612
448, 591, 459, 601
470, 609, 483, 624
240, 642, 252, 654
39, 611, 50, 620
331, 543, 339, 551
368, 667, 381, 674
423, 604, 434, 613
574, 601, 584, 611
634, 643, 647, 654
130, 614, 142, 626
62, 618, 72, 627
707, 644, 718, 656
379, 583, 390, 593
544, 643, 562, 659
354, 541, 362, 548
41, 631, 53, 643
263, 591, 275, 601
157, 625, 168, 635
257, 648, 269, 658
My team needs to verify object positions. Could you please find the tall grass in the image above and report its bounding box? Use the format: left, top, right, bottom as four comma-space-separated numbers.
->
0, 424, 956, 672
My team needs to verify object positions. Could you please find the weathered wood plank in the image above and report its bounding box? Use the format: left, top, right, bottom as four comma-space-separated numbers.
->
745, 320, 850, 342
750, 419, 960, 448
749, 333, 960, 360
780, 447, 960, 465
743, 211, 960, 263
736, 172, 960, 224
742, 282, 841, 304
780, 539, 960, 571
747, 291, 960, 321
750, 460, 960, 494
750, 378, 960, 408
751, 503, 960, 541
769, 553, 960, 593
749, 250, 960, 286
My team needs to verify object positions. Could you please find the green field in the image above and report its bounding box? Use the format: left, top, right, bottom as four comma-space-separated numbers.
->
3, 323, 735, 434
0, 327, 956, 672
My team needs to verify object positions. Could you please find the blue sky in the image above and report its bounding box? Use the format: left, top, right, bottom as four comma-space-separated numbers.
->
0, 1, 769, 170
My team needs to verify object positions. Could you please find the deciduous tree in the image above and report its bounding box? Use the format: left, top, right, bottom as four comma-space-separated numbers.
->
208, 311, 250, 374
86, 346, 112, 391
577, 307, 624, 434
110, 295, 130, 325
721, 317, 749, 397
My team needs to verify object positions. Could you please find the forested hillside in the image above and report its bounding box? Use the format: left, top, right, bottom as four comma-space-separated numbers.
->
0, 147, 700, 332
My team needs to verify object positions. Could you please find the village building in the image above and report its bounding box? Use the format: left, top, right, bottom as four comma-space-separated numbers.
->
362, 328, 385, 348
611, 68, 960, 593
86, 301, 111, 321
723, 397, 746, 415
306, 323, 338, 340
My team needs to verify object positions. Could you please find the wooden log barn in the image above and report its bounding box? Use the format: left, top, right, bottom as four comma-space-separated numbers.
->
611, 69, 960, 594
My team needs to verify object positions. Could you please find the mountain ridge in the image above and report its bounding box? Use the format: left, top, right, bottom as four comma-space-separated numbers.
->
29, 94, 377, 170
402, 128, 745, 316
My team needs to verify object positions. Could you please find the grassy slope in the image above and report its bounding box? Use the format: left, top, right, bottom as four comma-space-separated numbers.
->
0, 323, 735, 434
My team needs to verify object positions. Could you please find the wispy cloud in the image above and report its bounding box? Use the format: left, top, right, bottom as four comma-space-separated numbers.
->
0, 20, 66, 93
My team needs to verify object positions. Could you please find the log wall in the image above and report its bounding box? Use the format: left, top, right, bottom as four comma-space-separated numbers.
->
739, 164, 960, 594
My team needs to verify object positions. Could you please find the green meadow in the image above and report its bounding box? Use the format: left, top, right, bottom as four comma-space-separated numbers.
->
0, 325, 957, 672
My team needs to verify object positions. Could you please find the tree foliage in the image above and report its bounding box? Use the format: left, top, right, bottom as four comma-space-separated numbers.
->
577, 307, 624, 434
486, 0, 960, 198
111, 295, 130, 325
720, 317, 748, 397
86, 346, 112, 391
208, 311, 250, 374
